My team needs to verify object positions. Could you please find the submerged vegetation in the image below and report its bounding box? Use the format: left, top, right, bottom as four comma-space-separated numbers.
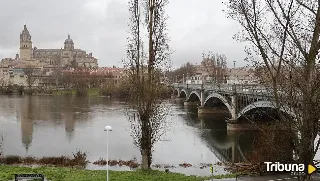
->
0, 150, 88, 168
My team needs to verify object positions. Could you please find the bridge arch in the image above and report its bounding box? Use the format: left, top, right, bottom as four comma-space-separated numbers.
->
186, 91, 200, 101
204, 93, 232, 114
173, 89, 179, 95
237, 100, 296, 119
179, 89, 187, 98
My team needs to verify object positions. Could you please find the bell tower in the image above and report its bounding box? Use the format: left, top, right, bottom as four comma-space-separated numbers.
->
20, 24, 33, 60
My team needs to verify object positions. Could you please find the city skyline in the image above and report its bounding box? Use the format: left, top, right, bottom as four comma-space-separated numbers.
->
0, 0, 248, 69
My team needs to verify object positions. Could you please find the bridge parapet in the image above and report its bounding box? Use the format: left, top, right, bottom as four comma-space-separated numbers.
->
173, 83, 269, 93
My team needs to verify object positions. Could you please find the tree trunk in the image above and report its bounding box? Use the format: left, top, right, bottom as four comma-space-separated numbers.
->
299, 126, 315, 181
140, 115, 152, 170
141, 148, 152, 170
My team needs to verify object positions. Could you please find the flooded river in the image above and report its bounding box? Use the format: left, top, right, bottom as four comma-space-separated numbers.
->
0, 95, 267, 176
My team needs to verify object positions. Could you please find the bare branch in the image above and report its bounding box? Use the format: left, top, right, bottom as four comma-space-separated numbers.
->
296, 0, 316, 15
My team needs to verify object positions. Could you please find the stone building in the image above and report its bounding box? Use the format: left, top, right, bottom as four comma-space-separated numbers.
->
226, 67, 258, 84
0, 24, 99, 86
90, 67, 126, 85
19, 24, 98, 68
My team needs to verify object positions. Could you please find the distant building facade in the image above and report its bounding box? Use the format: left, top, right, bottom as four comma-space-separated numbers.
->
0, 24, 99, 86
19, 24, 98, 68
90, 67, 126, 85
226, 67, 258, 84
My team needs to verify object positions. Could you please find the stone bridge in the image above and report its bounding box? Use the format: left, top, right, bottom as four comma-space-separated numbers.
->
172, 83, 295, 130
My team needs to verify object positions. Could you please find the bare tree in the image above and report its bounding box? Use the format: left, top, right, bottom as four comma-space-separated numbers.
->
61, 71, 73, 89
24, 65, 38, 89
125, 0, 170, 170
72, 68, 90, 96
201, 52, 228, 84
167, 62, 196, 82
225, 0, 320, 179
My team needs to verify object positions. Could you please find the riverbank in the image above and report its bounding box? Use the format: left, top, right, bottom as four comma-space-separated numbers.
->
0, 165, 235, 181
0, 86, 172, 98
52, 88, 101, 96
0, 152, 236, 179
0, 87, 121, 97
0, 154, 229, 173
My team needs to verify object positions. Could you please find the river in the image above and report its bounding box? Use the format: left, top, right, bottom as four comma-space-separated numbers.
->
0, 95, 282, 176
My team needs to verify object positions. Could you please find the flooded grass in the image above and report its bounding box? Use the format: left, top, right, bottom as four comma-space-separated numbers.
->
0, 165, 236, 181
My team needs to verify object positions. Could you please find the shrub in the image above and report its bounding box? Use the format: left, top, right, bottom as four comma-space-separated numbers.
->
38, 156, 69, 166
22, 156, 37, 164
93, 158, 107, 165
76, 87, 87, 97
71, 150, 88, 167
1, 155, 22, 164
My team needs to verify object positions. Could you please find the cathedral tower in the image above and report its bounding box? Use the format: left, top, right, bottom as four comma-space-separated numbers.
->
64, 34, 74, 50
20, 24, 33, 60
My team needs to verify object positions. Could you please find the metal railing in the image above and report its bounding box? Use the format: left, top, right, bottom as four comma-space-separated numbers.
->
172, 83, 268, 93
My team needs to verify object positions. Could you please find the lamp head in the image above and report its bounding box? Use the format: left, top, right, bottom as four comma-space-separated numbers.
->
104, 125, 112, 131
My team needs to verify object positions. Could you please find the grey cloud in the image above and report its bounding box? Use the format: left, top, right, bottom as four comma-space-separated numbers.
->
167, 0, 248, 68
0, 0, 247, 68
0, 0, 91, 47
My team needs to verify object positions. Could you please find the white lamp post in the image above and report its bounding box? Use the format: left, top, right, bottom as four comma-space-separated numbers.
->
104, 125, 112, 181
183, 74, 185, 84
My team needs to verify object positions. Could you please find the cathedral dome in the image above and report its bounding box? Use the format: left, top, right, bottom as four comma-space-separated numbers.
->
64, 34, 74, 44
20, 24, 31, 41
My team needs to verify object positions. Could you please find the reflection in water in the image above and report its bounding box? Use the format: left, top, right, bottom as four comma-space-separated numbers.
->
179, 105, 255, 164
64, 115, 76, 142
1, 96, 260, 176
199, 127, 255, 163
16, 96, 93, 149
21, 112, 33, 152
20, 96, 35, 152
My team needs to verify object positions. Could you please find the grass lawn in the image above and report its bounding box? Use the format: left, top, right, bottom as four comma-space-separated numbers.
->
0, 165, 235, 181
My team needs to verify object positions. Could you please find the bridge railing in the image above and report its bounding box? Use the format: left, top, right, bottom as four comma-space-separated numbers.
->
172, 83, 269, 93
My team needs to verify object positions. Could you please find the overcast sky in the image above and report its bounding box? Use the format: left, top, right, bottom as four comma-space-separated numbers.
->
0, 0, 248, 68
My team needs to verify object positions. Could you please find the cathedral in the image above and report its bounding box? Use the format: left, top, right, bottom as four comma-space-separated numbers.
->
19, 24, 98, 68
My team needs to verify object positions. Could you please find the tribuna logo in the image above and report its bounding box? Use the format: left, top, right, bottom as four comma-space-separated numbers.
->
264, 162, 305, 172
